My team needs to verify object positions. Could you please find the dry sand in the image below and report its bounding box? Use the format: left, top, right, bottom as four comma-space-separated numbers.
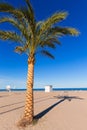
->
0, 91, 87, 130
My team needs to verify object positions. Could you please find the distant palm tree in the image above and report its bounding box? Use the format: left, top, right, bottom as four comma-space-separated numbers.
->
0, 0, 79, 125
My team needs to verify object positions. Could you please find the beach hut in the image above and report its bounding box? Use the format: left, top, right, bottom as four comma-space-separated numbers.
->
45, 85, 52, 92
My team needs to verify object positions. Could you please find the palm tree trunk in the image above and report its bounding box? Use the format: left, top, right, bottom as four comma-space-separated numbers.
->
23, 56, 35, 123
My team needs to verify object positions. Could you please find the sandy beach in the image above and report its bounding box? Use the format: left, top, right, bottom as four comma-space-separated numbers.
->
0, 91, 87, 130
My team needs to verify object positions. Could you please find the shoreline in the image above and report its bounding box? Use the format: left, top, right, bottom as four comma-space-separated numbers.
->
0, 87, 87, 92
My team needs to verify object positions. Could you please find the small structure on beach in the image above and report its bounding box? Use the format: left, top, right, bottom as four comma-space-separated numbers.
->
45, 85, 52, 92
6, 85, 11, 92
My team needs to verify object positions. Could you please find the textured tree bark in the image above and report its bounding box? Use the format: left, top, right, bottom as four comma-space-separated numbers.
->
23, 56, 35, 123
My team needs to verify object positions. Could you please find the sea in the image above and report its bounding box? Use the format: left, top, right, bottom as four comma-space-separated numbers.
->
0, 88, 87, 92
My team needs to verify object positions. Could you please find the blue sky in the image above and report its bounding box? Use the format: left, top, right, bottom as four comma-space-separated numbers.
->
0, 0, 87, 89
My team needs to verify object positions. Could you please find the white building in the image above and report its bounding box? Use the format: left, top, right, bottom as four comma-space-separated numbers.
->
45, 85, 52, 92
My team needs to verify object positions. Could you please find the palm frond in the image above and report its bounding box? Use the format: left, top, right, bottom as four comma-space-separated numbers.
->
40, 50, 54, 59
15, 44, 28, 54
0, 2, 29, 29
0, 3, 22, 17
0, 3, 14, 11
0, 3, 23, 19
0, 2, 34, 51
49, 27, 79, 36
25, 0, 35, 21
38, 31, 61, 44
0, 17, 29, 40
48, 37, 61, 45
19, 7, 34, 36
0, 31, 24, 44
15, 46, 24, 54
38, 12, 68, 36
64, 28, 79, 36
40, 37, 61, 48
35, 21, 43, 33
41, 41, 56, 49
24, 0, 36, 32
0, 2, 34, 42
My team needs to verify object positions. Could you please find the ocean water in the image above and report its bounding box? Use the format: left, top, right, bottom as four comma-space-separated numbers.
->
0, 88, 87, 92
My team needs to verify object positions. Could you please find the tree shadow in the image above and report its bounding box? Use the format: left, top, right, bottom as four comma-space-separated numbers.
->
0, 101, 24, 108
0, 105, 24, 115
54, 95, 84, 101
0, 95, 10, 98
34, 95, 84, 120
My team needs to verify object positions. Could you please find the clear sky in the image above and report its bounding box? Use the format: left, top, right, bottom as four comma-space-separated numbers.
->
0, 0, 87, 89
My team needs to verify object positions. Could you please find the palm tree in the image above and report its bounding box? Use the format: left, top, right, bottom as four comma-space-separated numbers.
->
0, 0, 79, 125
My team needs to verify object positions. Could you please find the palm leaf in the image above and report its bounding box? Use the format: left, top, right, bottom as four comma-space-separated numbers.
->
0, 3, 23, 19
40, 37, 61, 48
19, 7, 34, 36
41, 41, 56, 49
0, 2, 34, 42
64, 28, 79, 36
25, 0, 35, 21
49, 27, 79, 36
0, 3, 22, 17
24, 0, 36, 32
0, 3, 14, 11
15, 46, 24, 54
40, 50, 54, 59
38, 12, 68, 36
35, 21, 43, 33
0, 17, 29, 40
0, 31, 24, 44
15, 44, 28, 54
0, 2, 29, 28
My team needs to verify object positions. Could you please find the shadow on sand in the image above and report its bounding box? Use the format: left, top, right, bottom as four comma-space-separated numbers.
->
34, 95, 84, 120
0, 101, 24, 108
0, 95, 84, 120
0, 105, 24, 115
